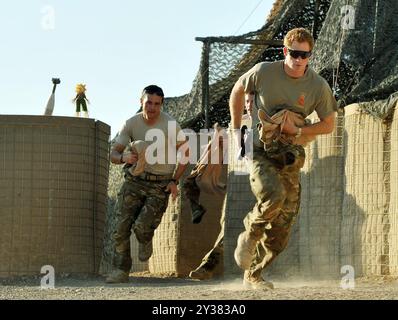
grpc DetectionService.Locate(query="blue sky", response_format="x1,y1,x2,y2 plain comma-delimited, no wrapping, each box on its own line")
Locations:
0,0,273,137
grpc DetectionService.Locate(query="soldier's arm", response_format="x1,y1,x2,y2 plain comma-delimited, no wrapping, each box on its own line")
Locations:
229,82,245,130
165,141,189,201
172,140,190,183
110,143,138,165
303,112,335,135
282,112,336,137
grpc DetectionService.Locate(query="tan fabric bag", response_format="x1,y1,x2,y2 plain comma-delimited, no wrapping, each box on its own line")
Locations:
257,109,316,146
128,140,148,176
188,125,226,195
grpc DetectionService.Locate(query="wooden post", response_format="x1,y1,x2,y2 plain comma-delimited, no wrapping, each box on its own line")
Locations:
312,0,320,40
202,40,210,129
195,36,283,129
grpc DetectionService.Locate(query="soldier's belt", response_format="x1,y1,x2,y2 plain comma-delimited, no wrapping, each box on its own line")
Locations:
138,172,173,182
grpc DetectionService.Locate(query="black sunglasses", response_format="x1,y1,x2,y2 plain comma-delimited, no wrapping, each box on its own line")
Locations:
287,48,312,59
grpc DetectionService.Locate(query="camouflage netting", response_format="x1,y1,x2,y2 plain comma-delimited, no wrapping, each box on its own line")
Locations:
163,0,332,131
164,0,398,130
311,0,398,119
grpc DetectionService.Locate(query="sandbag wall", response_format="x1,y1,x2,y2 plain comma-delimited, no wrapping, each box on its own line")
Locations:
0,115,110,277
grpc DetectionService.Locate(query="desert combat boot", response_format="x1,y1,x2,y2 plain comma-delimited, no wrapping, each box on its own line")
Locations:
138,240,153,262
234,231,257,270
243,270,274,290
189,264,214,280
191,204,206,224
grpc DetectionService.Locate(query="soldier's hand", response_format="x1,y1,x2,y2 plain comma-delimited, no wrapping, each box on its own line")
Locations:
122,152,138,164
232,128,248,160
281,120,299,136
165,181,178,201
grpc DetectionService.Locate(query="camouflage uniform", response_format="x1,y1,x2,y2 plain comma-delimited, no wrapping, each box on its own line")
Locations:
244,141,305,278
112,169,170,272
233,58,336,287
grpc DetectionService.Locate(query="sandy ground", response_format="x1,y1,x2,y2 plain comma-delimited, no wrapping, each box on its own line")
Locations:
1,272,398,300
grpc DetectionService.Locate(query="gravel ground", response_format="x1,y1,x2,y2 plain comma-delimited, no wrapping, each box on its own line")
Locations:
1,272,398,300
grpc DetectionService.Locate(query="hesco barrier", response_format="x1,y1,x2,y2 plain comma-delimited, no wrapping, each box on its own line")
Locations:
225,104,398,279
148,163,226,277
148,132,226,277
341,105,389,276
223,128,255,276
0,115,110,277
389,108,398,275
284,110,344,278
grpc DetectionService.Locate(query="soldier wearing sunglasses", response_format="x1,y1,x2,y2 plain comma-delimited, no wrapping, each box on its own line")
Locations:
229,28,337,290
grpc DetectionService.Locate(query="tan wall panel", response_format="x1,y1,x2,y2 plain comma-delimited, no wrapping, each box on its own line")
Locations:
341,105,389,276
0,116,110,277
388,104,398,275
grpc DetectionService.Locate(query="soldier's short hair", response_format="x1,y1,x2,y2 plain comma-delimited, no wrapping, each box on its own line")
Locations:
284,28,314,51
141,85,164,102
